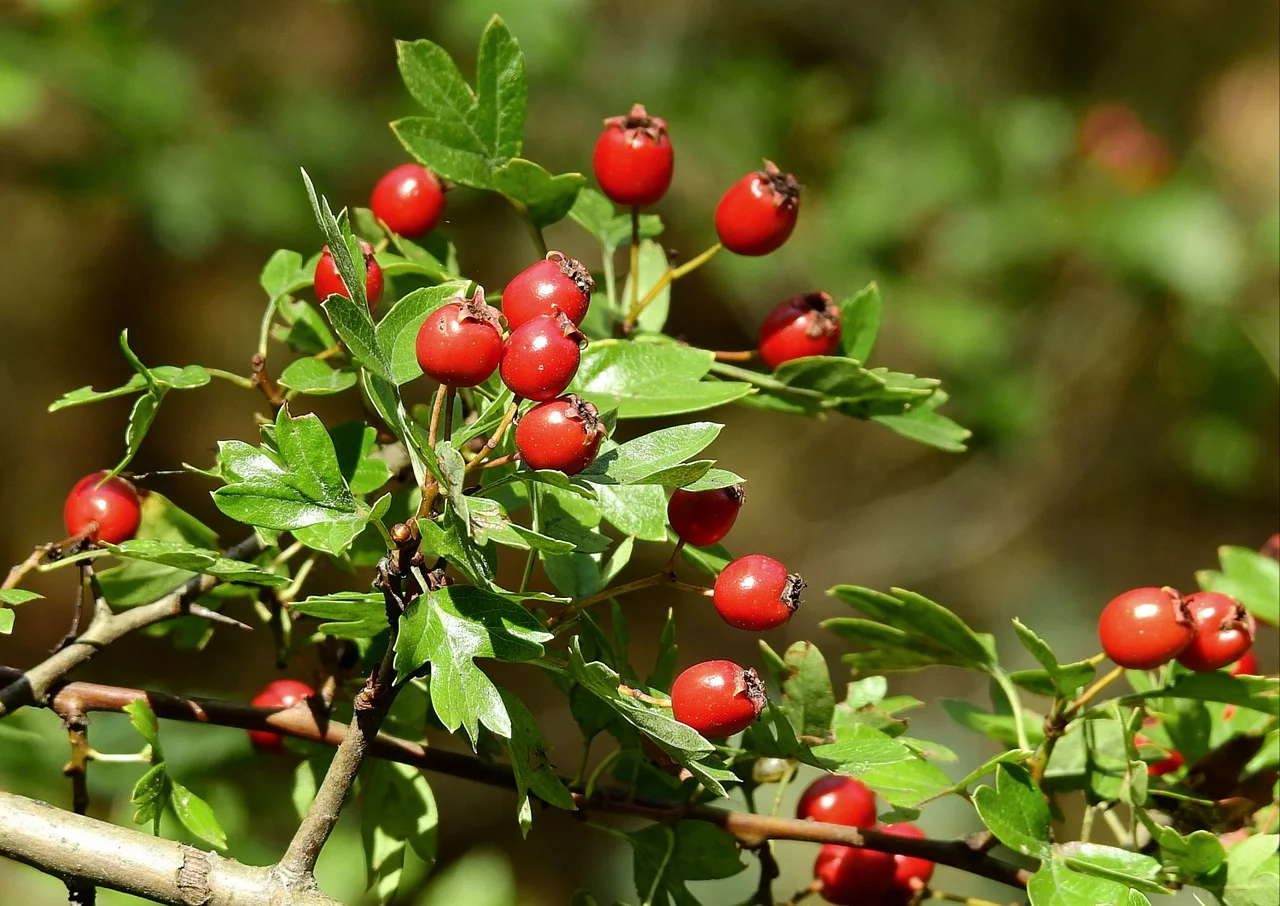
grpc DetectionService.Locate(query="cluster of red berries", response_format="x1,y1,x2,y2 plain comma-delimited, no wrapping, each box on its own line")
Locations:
1098,586,1256,673
796,776,934,905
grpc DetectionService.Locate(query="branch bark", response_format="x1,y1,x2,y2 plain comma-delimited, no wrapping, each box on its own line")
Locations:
0,790,341,906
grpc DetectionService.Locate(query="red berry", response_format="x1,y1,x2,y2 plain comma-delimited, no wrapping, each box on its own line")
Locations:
501,252,596,329
714,161,800,257
370,163,446,237
1177,592,1255,672
1262,533,1280,562
814,844,896,904
667,485,745,548
796,776,877,829
881,823,935,891
713,554,803,631
415,291,504,387
670,660,766,739
592,103,674,207
500,312,584,401
758,292,843,370
1098,586,1195,670
1231,650,1259,676
248,679,314,752
514,395,606,475
64,472,142,545
1135,732,1183,777
314,240,385,310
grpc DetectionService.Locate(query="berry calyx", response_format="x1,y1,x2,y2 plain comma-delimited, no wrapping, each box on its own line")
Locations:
757,292,843,370
415,289,504,387
514,395,606,475
64,472,143,545
714,161,800,257
881,823,935,891
314,240,385,310
1135,732,1184,777
592,103,674,207
1098,586,1195,669
501,252,596,329
813,843,896,904
795,776,877,829
248,678,315,752
370,163,446,237
713,554,803,631
667,484,745,548
1177,591,1254,672
1231,650,1259,676
500,311,585,401
670,660,766,739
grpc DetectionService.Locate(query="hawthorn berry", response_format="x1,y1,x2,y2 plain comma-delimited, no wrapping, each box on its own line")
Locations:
314,240,385,309
1177,591,1254,672
667,484,744,548
1231,650,1259,676
514,395,605,475
500,312,584,401
758,292,842,370
795,775,877,829
881,823,935,891
247,678,315,752
1098,586,1194,670
714,161,800,257
370,163,446,237
592,103,673,207
415,291,504,387
813,843,896,904
64,471,142,545
713,554,803,631
670,660,766,739
1135,732,1183,777
501,252,596,329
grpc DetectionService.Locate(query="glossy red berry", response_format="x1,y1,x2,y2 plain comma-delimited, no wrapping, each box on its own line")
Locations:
1262,533,1280,562
667,485,745,548
1098,586,1195,670
64,472,142,545
1231,650,1259,676
758,292,843,370
715,161,800,257
501,252,596,329
813,844,896,904
592,104,673,207
500,312,584,401
514,395,606,475
1135,733,1184,777
370,163,446,237
713,554,803,631
314,240,385,310
248,679,314,752
670,660,766,739
881,823,935,891
1177,592,1255,672
796,776,877,829
415,290,504,387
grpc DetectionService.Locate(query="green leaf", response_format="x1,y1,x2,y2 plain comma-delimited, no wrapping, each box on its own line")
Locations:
102,540,288,586
473,16,525,159
1224,834,1278,906
0,610,13,634
623,239,671,333
277,357,357,395
1198,545,1280,626
275,297,336,355
1027,859,1136,906
393,586,552,745
973,763,1051,858
323,293,388,381
1117,671,1278,717
677,534,733,578
872,390,971,452
362,760,438,901
364,372,431,486
112,389,162,479
378,283,468,385
595,484,668,542
826,585,995,671
582,423,722,486
571,340,752,418
49,365,211,412
569,188,664,252
1057,842,1165,893
96,492,221,607
627,821,746,906
260,249,309,299
131,763,168,833
761,641,834,741
169,780,227,849
420,849,516,906
810,723,953,807
301,168,369,312
1012,619,1094,698
498,689,576,836
0,588,40,633
329,422,393,495
292,592,387,639
676,469,745,493
493,159,585,228
125,698,163,758
468,497,575,554
838,283,883,363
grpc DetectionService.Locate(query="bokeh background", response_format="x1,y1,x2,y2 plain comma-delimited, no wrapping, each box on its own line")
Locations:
1,1,1277,903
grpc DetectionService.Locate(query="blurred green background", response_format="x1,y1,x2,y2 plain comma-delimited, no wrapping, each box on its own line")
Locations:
1,0,1277,903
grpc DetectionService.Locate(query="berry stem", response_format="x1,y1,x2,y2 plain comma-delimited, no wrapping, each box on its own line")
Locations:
518,488,541,594
428,383,447,447
464,402,520,478
206,368,256,390
989,667,1031,751
625,242,722,327
628,205,641,319
781,880,822,906
545,570,714,630
516,204,549,257
443,387,456,442
1067,664,1125,715
712,350,758,363
927,891,1010,906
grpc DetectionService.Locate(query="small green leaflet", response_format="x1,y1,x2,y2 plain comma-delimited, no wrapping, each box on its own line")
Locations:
580,422,723,486
1027,859,1143,906
101,540,288,587
498,689,576,836
571,340,753,418
627,821,746,906
291,592,387,639
1197,545,1280,627
569,188,663,253
361,760,438,902
824,585,995,672
809,723,953,807
838,283,883,364
1223,833,1278,906
0,589,40,635
277,357,358,396
759,640,835,742
973,763,1051,859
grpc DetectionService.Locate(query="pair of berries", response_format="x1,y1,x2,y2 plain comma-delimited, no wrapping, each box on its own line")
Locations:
593,104,799,256
796,776,934,904
64,472,143,545
667,486,803,630
1098,586,1255,672
247,679,315,752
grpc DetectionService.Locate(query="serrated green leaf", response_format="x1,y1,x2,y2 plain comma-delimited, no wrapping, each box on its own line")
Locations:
0,589,40,606
275,297,336,355
810,723,952,807
323,293,388,380
96,492,221,607
301,169,369,312
493,159,585,228
838,283,883,364
498,689,576,836
571,340,752,418
569,188,664,252
973,764,1051,858
169,780,227,849
292,592,387,639
277,357,357,395
377,283,467,385
581,423,721,486
473,16,525,159
827,585,995,670
1057,843,1165,893
102,540,287,586
628,820,746,906
125,699,163,757
131,762,168,832
761,641,834,741
1012,619,1094,698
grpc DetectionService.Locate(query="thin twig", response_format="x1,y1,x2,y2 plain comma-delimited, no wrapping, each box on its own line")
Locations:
464,402,520,478
63,709,95,905
546,568,712,631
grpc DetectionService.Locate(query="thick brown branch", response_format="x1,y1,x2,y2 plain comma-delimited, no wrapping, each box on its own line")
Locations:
0,790,340,906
